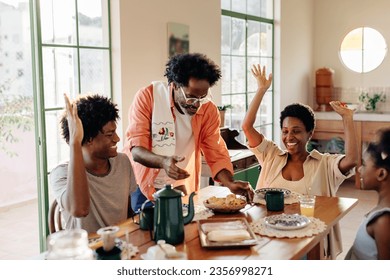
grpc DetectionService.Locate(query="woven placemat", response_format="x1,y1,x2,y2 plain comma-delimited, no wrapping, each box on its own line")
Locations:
250,216,327,238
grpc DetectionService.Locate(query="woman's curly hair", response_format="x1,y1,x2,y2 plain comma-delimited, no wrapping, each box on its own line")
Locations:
280,103,316,132
60,94,119,145
164,53,221,86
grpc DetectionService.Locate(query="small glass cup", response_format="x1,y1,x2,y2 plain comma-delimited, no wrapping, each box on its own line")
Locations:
299,195,316,217
46,229,94,260
97,226,119,252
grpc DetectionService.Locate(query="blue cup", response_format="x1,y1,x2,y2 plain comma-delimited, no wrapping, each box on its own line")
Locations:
265,190,284,211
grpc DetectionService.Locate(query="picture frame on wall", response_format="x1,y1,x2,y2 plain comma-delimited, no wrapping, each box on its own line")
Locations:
167,22,189,58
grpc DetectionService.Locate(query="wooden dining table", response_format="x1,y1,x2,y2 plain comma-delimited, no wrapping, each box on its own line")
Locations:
88,186,358,260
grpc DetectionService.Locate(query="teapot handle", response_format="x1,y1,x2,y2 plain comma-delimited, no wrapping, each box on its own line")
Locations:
139,200,154,240
141,199,151,211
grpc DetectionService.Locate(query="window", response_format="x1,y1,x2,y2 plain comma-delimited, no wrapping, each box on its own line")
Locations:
0,0,38,258
221,0,274,143
339,27,388,73
0,0,112,256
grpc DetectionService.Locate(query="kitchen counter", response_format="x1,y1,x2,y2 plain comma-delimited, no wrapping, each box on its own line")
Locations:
315,111,390,121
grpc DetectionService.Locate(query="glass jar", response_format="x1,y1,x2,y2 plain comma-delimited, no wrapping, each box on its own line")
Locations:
46,229,94,260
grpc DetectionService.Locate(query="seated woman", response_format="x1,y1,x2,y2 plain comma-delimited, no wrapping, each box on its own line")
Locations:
242,64,358,259
346,128,390,260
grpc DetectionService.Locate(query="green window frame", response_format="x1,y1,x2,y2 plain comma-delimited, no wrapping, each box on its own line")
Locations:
30,0,112,251
221,0,274,143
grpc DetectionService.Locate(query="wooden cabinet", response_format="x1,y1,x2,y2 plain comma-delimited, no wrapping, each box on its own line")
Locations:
312,119,389,188
361,121,390,142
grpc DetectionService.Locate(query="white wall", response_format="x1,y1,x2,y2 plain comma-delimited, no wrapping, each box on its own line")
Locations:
111,0,221,146
314,0,390,88
279,0,314,108
274,0,314,144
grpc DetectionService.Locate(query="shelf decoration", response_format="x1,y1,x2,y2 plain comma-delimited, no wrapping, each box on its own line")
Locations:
358,92,386,112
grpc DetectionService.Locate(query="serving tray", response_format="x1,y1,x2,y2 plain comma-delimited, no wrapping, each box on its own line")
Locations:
197,218,258,248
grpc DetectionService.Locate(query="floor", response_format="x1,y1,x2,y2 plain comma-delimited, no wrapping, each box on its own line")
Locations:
0,179,378,260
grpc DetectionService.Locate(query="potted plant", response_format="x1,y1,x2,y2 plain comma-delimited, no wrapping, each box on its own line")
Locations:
358,92,386,112
217,105,233,127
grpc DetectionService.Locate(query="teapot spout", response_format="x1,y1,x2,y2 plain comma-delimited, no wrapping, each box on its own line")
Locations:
183,192,196,225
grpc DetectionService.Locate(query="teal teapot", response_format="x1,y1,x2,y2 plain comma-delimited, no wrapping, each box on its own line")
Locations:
153,184,195,245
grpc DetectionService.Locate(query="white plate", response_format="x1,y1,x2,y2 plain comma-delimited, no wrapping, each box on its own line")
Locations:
255,188,291,198
264,214,310,230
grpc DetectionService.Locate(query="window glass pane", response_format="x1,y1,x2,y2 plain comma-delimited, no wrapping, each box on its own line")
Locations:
221,95,232,107
42,47,79,108
247,0,274,18
260,91,273,125
247,21,261,56
363,28,387,72
261,22,273,56
221,0,231,10
259,123,272,139
78,0,109,47
46,110,69,171
40,0,77,45
231,18,245,55
230,94,246,130
247,22,273,57
340,50,361,72
221,16,231,55
247,0,261,17
222,95,232,127
247,90,272,127
247,57,260,92
80,49,110,96
260,0,273,19
231,56,245,93
364,49,387,73
232,0,246,13
221,55,231,94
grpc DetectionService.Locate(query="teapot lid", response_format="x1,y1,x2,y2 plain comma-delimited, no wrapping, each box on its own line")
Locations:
153,184,182,199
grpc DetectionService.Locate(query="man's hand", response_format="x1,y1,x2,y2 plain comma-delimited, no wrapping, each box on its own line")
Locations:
161,156,190,180
226,180,254,204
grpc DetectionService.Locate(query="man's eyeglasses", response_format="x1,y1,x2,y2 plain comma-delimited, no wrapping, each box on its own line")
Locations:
179,87,212,106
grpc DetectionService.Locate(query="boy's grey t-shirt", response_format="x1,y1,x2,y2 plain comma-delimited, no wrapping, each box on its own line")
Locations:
50,153,135,233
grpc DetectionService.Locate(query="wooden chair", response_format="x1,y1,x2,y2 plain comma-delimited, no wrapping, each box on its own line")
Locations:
49,200,63,233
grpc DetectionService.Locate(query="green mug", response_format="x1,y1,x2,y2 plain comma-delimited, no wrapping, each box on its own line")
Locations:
265,190,284,211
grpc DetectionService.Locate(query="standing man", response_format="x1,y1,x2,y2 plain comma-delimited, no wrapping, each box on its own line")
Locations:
124,53,253,211
50,94,136,233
